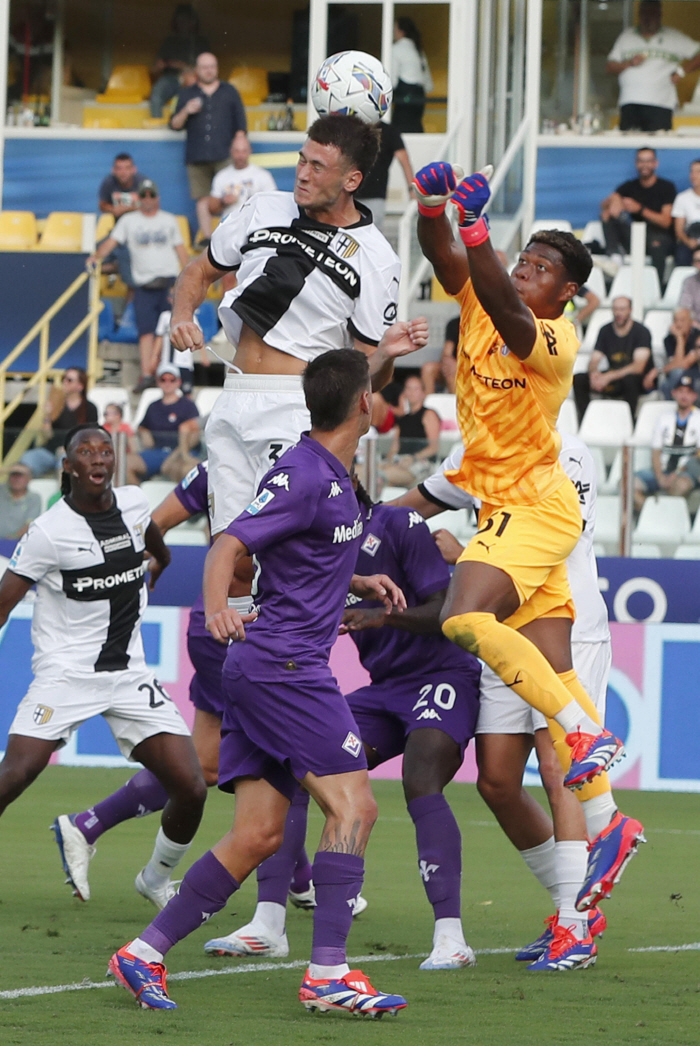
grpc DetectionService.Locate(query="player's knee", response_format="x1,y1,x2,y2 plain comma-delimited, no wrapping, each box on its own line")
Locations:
200,763,219,789
248,823,285,865
476,768,519,809
0,760,38,802
170,769,208,809
440,612,482,654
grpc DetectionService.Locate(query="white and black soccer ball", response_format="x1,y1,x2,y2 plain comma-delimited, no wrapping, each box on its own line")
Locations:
311,50,392,125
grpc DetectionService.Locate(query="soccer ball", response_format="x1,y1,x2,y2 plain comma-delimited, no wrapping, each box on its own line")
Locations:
311,50,393,125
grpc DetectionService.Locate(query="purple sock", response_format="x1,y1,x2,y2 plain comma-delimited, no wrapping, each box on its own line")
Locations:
140,850,239,957
310,852,364,967
291,848,313,894
74,769,168,845
408,793,462,920
257,790,310,905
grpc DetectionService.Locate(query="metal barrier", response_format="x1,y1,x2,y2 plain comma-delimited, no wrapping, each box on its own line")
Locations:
0,264,103,469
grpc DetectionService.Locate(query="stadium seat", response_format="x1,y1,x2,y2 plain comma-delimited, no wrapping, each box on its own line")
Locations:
593,495,621,553
674,544,700,558
194,387,222,418
36,212,84,252
140,479,176,513
556,398,578,436
592,542,606,558
95,212,115,243
583,265,606,302
89,385,132,426
580,308,613,352
528,219,573,238
165,524,208,546
682,505,700,544
578,400,634,462
659,266,695,310
96,64,151,103
587,445,608,491
605,265,661,309
633,495,691,550
582,220,604,246
133,387,182,429
424,393,458,428
0,211,38,250
229,66,268,106
425,507,476,546
601,448,623,494
631,543,662,558
176,216,192,253
631,400,673,445
29,478,59,513
379,485,408,502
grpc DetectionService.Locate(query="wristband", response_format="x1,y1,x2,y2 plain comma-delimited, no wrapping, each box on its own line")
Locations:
458,215,490,247
417,199,446,217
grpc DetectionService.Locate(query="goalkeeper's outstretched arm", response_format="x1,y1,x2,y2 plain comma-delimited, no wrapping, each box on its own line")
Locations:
417,209,471,297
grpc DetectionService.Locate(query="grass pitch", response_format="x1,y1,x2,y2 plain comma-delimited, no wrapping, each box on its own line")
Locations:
0,770,698,1046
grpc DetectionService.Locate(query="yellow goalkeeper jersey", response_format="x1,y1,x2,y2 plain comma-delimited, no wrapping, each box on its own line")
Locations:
447,279,580,506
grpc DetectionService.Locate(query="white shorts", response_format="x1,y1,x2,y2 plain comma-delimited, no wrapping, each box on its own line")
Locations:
205,373,310,535
476,639,612,735
9,665,190,760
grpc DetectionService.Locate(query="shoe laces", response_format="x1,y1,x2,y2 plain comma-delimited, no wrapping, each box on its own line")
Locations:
567,728,597,761
548,922,578,959
343,970,376,996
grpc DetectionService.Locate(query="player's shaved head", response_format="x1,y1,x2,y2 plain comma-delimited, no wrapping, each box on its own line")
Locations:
303,348,370,430
527,230,592,289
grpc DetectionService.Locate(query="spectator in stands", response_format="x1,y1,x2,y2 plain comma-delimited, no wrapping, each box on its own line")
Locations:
127,364,200,485
599,147,675,283
606,1,700,133
674,165,700,265
380,374,440,487
634,375,700,510
208,134,277,220
102,403,137,454
421,315,459,395
679,247,700,327
573,296,652,422
150,3,210,118
355,122,414,232
645,307,700,398
391,17,433,132
170,52,247,244
97,153,150,288
21,368,98,477
0,464,40,540
88,181,190,394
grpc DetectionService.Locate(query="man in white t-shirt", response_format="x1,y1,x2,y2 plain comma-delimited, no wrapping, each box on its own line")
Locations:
88,180,190,393
209,134,277,220
606,0,700,132
634,374,700,509
672,159,700,265
154,301,205,394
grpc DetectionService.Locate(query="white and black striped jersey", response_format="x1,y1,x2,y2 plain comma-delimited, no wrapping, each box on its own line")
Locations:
208,192,400,360
8,487,151,675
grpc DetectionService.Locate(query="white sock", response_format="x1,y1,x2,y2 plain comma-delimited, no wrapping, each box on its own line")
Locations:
554,840,589,939
128,936,163,964
251,901,286,937
142,827,191,889
433,917,467,947
228,596,253,614
309,962,350,980
520,836,559,908
554,700,601,737
581,793,618,840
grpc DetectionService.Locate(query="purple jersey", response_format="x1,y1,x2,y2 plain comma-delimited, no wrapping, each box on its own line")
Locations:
349,503,477,683
174,462,210,634
225,434,364,677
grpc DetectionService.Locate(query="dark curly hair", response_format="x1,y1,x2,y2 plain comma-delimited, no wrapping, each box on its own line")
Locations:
526,230,593,289
60,423,113,496
307,113,381,180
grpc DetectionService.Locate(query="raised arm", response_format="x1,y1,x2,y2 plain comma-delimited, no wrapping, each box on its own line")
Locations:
354,317,429,391
413,161,470,296
170,252,224,353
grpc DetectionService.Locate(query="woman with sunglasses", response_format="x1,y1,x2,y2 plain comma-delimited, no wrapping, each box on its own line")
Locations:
21,367,98,477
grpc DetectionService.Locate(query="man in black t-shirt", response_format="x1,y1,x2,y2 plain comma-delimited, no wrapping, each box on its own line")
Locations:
421,314,459,394
599,147,675,283
573,295,652,421
356,122,414,232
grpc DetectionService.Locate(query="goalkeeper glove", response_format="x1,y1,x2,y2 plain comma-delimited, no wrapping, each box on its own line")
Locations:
450,167,493,247
413,162,465,216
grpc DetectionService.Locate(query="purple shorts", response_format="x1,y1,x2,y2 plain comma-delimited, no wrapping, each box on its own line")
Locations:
347,665,481,765
218,661,368,801
187,609,226,719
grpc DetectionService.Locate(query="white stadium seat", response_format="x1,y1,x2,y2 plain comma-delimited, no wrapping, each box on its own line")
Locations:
631,543,661,558
582,220,605,246
587,445,608,491
556,398,578,436
592,542,606,558
660,266,695,310
424,393,458,428
580,308,613,353
634,495,691,550
140,479,176,513
29,477,59,512
194,387,222,418
425,507,476,547
674,544,700,558
583,265,606,302
631,400,674,446
379,485,408,503
578,400,634,462
165,524,208,546
605,265,661,310
601,449,623,494
682,505,700,544
89,385,132,426
642,309,673,361
593,496,620,554
528,219,573,237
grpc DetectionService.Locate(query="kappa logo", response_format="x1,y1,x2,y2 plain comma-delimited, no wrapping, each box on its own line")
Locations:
246,489,275,515
361,533,381,556
419,859,439,883
416,708,442,722
269,472,290,491
328,481,343,498
33,704,54,726
347,892,362,911
200,911,213,924
342,731,362,758
407,510,424,529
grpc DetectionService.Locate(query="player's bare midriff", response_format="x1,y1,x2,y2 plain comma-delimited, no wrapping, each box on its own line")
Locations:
234,323,307,375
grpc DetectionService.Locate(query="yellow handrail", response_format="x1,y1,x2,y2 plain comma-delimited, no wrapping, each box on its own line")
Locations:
0,270,89,376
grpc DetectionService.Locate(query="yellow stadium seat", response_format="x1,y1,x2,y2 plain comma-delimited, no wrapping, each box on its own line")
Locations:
229,66,268,106
96,64,152,104
176,215,192,252
95,213,115,243
0,211,38,250
36,212,83,252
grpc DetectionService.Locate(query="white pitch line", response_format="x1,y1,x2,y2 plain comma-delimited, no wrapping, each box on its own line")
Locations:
3,941,699,1002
